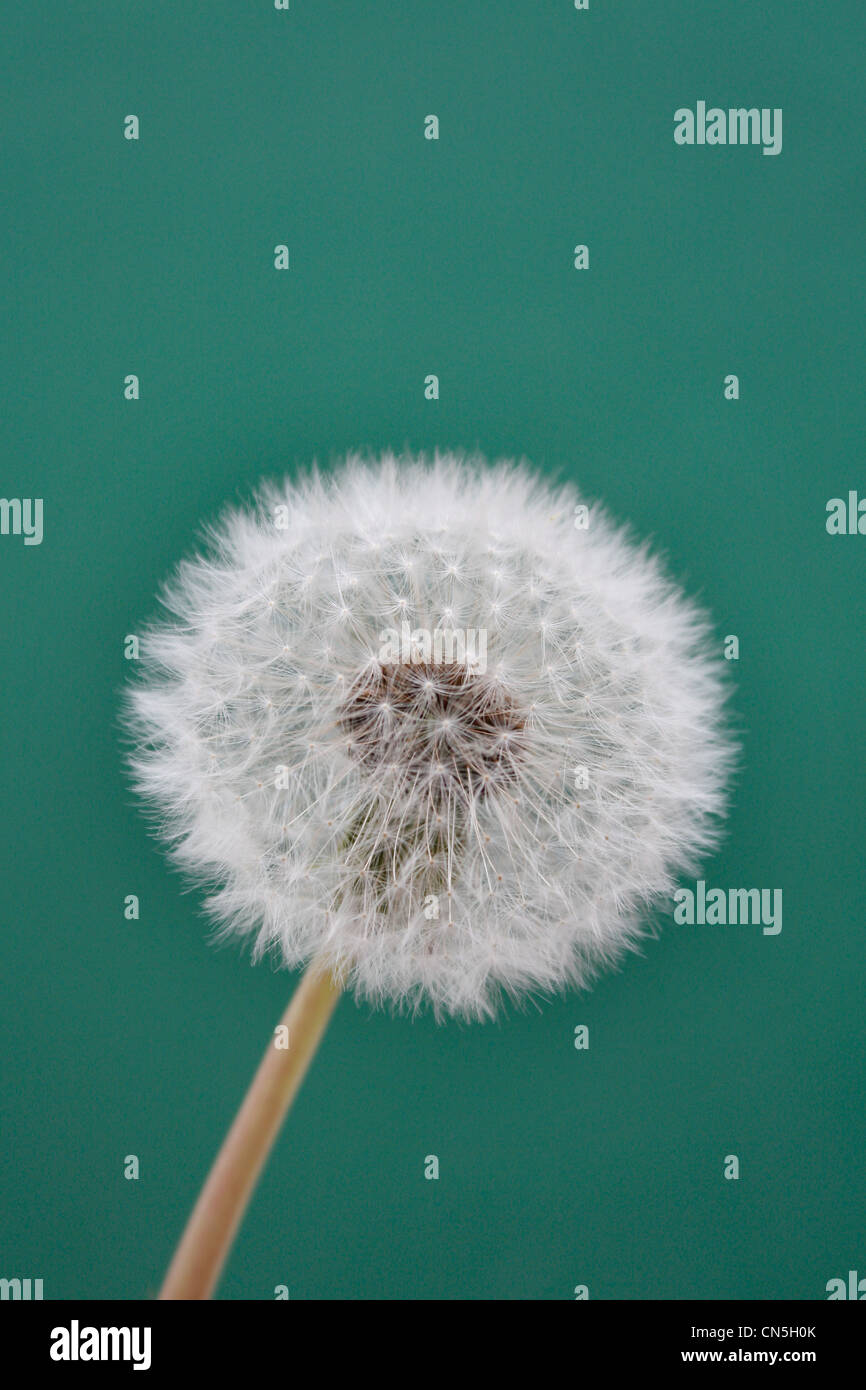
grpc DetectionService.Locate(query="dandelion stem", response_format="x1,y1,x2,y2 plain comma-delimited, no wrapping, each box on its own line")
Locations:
159,960,341,1300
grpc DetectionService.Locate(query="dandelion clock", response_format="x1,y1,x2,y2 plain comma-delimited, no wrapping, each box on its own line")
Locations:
125,450,735,1298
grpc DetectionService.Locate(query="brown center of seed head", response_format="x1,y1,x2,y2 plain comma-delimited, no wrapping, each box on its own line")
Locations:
339,661,526,800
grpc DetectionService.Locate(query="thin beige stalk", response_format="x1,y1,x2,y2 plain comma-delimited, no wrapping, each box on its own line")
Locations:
159,960,341,1300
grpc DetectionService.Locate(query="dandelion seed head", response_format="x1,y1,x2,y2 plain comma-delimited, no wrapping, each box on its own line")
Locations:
125,450,736,1019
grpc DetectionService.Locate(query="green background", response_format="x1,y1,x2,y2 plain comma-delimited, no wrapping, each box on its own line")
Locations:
1,1,864,1301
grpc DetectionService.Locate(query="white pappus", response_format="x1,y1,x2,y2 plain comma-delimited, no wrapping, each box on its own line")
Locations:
126,451,736,1020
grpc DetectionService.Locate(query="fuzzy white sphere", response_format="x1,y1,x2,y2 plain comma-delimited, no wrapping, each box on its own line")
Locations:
127,451,735,1019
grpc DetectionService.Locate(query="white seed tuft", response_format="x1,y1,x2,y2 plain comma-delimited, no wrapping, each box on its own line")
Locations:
125,451,736,1020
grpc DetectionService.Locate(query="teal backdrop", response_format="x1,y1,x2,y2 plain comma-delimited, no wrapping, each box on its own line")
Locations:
1,1,864,1300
